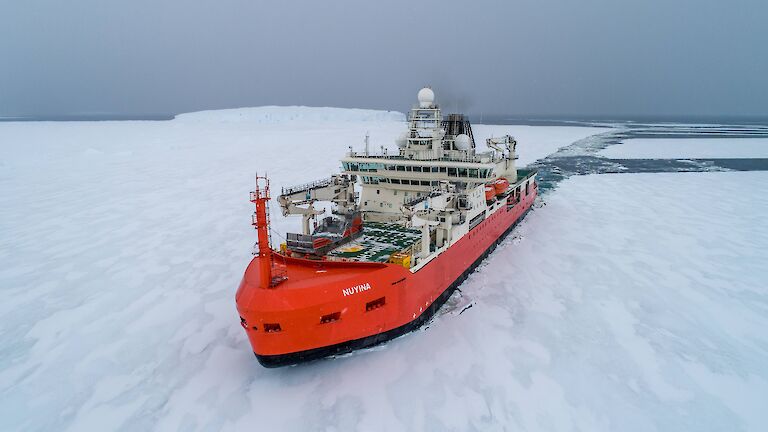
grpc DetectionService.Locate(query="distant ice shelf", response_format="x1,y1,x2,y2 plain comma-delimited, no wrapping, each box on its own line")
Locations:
173,105,406,124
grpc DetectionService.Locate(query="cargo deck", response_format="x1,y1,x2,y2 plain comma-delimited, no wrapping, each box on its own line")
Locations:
327,222,421,263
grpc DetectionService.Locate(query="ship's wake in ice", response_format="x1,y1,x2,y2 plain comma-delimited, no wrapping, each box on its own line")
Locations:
530,123,768,193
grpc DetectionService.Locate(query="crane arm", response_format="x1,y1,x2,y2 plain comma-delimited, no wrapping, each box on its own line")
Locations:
277,174,356,235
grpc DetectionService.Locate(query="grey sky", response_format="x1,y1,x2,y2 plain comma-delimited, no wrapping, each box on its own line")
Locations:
1,0,766,118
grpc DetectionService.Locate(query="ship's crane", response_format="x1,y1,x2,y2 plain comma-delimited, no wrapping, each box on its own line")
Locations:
277,174,357,235
401,181,472,256
486,135,517,159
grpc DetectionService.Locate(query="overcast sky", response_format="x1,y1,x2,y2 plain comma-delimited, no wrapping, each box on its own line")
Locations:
1,0,766,118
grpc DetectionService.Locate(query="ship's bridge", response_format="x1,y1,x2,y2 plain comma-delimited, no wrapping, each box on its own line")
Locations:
342,88,518,221
340,158,497,186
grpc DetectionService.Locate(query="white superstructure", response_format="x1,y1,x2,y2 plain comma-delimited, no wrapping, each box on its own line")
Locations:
342,89,517,219
336,88,536,269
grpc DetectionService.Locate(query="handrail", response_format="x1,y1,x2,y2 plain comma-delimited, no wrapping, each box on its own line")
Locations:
345,151,493,164
403,190,442,208
281,177,334,196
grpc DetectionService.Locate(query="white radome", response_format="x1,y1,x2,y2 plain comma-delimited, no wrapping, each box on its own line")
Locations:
418,87,435,108
454,133,471,150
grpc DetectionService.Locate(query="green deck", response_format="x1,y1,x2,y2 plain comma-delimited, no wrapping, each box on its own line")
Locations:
327,222,421,263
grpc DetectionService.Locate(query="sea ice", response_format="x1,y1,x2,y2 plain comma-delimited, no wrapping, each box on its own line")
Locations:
599,137,768,159
1,108,766,431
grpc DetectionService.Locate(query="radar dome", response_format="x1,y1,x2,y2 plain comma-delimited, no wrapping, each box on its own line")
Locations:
454,133,471,150
395,132,408,148
417,87,435,108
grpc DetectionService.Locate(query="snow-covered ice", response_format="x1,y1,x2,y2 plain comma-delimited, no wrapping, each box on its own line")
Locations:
599,138,768,159
1,108,767,431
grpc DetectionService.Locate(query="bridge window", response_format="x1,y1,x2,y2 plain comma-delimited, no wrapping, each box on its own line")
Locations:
458,168,468,177
448,167,457,177
358,162,383,172
397,165,405,171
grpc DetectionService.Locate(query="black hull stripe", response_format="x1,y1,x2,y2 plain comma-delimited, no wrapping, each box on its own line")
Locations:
256,205,534,368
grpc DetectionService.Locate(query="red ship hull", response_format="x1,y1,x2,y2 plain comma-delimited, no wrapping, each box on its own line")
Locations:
236,185,537,367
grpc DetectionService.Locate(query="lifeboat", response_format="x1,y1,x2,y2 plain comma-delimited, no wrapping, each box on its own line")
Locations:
484,184,496,202
494,178,509,196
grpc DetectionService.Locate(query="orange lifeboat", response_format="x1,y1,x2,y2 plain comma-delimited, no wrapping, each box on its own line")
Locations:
484,184,496,202
494,178,509,196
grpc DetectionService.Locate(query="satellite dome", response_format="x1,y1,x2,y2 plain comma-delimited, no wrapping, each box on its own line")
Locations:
417,87,435,108
454,133,471,150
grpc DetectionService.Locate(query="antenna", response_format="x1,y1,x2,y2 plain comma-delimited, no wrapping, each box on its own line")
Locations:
364,131,370,156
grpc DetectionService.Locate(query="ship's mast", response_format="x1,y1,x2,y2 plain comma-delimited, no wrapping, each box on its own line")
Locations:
251,175,273,288
400,87,445,160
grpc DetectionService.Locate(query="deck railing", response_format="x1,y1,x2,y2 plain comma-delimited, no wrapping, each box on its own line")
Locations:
281,177,334,196
345,150,491,164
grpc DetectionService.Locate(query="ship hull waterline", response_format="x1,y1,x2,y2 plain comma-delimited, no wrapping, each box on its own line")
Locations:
237,188,537,368
260,209,532,367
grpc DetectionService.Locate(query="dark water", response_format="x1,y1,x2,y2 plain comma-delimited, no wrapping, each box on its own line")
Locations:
472,115,768,127
527,124,768,194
